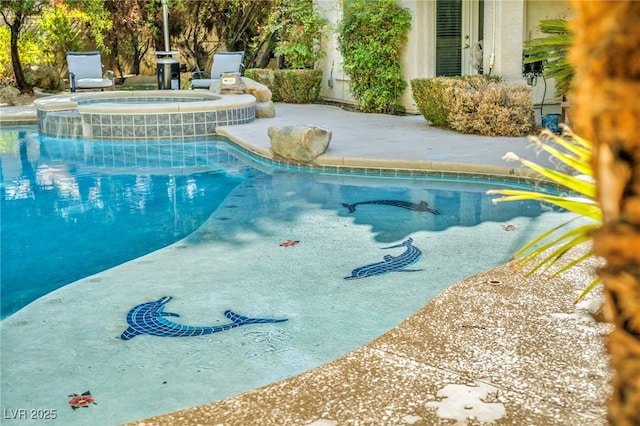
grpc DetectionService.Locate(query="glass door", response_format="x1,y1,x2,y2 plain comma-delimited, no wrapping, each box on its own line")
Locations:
436,0,483,76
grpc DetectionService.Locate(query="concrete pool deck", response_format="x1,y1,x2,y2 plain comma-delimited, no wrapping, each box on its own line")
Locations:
1,101,611,425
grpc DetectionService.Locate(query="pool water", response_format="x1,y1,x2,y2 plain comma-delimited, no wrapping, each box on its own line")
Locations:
0,127,580,425
0,128,245,318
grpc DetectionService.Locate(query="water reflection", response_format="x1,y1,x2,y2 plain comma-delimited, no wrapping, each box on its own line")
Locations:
0,129,245,318
204,166,557,245
1,127,561,318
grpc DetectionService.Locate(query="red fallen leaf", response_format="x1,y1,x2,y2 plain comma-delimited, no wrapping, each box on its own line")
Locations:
280,240,300,247
68,391,96,410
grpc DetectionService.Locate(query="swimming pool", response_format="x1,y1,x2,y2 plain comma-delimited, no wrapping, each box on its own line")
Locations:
0,126,581,425
1,128,248,318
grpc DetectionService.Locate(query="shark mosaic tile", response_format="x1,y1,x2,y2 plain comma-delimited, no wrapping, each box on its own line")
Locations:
344,237,423,280
342,199,440,215
120,296,287,340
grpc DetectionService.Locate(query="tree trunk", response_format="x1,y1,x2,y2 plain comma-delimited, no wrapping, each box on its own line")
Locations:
8,18,33,95
569,1,640,425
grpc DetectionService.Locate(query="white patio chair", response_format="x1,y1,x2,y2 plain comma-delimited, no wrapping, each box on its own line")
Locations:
191,51,244,89
66,51,115,93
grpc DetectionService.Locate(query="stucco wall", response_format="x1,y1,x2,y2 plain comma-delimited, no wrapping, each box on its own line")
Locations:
315,0,571,113
524,0,574,104
315,1,355,106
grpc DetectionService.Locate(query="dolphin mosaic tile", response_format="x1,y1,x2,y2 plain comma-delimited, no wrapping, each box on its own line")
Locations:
344,237,423,280
120,296,288,340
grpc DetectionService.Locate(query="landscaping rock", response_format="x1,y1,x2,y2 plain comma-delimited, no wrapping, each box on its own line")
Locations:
24,65,66,92
242,76,272,102
208,80,221,93
220,72,244,94
255,101,276,118
268,125,331,163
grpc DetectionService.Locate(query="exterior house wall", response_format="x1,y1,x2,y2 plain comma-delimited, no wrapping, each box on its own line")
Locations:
484,0,525,82
315,0,569,114
524,0,574,104
315,1,355,106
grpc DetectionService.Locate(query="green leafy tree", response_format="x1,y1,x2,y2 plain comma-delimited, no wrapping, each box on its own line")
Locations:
38,3,91,68
37,0,111,75
0,0,50,93
103,0,155,77
168,0,274,72
0,25,47,80
337,0,411,113
208,0,275,69
263,0,327,69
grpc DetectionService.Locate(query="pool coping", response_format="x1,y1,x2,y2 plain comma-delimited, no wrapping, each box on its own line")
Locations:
32,90,255,114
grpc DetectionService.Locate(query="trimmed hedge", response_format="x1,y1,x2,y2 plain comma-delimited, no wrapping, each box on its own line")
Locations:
245,68,322,104
411,75,537,136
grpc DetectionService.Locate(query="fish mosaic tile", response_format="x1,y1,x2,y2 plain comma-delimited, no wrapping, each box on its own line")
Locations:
344,237,423,280
120,296,287,340
342,200,440,215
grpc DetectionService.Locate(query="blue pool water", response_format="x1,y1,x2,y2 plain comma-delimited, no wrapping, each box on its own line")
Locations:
1,128,245,318
0,126,578,425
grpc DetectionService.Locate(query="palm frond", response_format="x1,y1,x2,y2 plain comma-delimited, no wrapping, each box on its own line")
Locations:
523,19,573,97
488,128,602,303
489,191,601,220
537,19,574,35
494,154,596,199
574,277,602,304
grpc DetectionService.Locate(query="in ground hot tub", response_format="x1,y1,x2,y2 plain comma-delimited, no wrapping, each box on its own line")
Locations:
34,90,256,140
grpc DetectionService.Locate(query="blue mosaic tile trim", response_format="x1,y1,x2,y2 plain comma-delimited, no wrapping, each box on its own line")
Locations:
342,200,440,215
120,296,287,340
38,105,255,140
344,237,423,280
218,140,568,191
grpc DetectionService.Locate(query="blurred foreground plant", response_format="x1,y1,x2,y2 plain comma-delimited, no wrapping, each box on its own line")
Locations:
487,128,602,303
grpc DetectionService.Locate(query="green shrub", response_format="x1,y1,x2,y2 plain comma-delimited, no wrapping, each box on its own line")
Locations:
245,68,274,87
449,82,536,136
272,69,322,103
411,75,497,126
337,0,412,113
265,0,328,70
411,75,536,136
245,68,322,103
410,78,450,126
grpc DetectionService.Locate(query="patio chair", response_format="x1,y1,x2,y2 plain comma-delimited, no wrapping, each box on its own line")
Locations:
66,51,115,93
191,51,244,89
